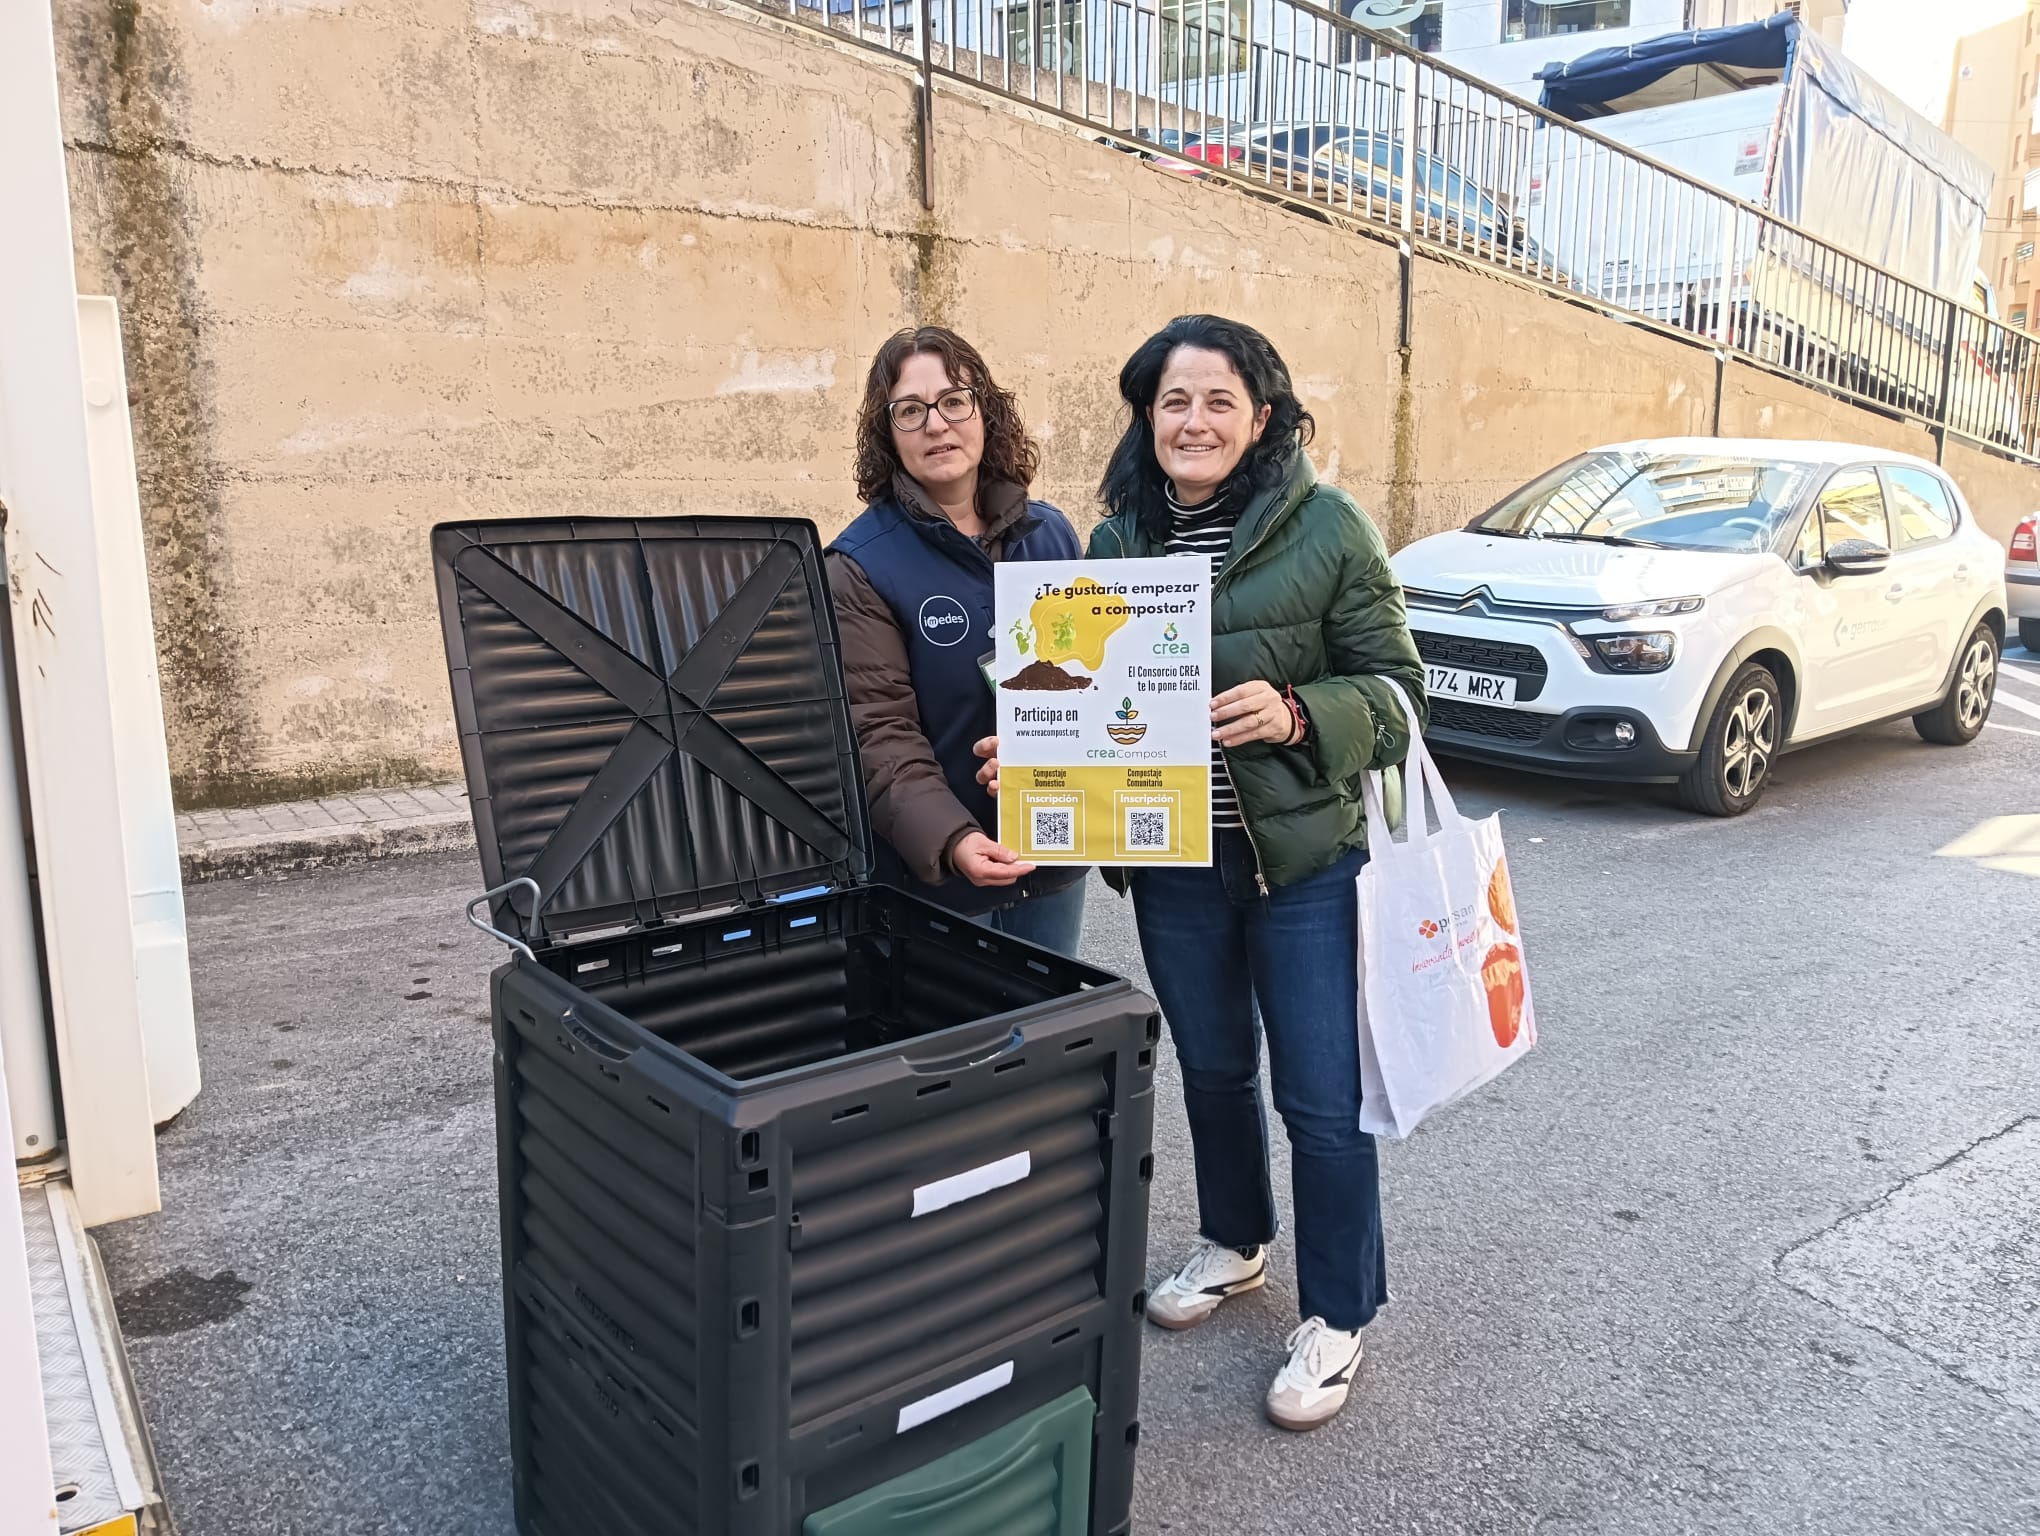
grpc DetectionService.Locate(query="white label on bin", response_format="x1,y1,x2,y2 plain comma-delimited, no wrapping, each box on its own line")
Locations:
896,1360,1014,1434
911,1151,1031,1218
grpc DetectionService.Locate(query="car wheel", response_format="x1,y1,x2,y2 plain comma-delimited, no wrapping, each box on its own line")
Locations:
2020,617,2040,653
1913,622,1998,745
1678,663,1779,817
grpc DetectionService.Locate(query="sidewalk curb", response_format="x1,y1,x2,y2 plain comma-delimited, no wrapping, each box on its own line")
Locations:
176,786,477,884
179,816,476,885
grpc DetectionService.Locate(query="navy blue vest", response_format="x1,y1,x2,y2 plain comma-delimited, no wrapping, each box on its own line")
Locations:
831,494,1082,914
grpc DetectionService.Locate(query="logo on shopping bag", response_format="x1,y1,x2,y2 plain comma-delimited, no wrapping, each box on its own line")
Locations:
1411,904,1480,972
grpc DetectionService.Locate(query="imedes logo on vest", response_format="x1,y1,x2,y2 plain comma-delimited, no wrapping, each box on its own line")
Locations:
918,595,972,647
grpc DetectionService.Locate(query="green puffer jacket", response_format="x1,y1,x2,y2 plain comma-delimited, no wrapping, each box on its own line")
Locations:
1088,453,1429,890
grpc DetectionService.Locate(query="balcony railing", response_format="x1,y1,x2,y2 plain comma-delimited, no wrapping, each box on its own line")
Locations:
762,0,2040,458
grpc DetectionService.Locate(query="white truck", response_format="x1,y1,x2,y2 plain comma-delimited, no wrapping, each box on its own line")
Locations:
1526,13,2028,450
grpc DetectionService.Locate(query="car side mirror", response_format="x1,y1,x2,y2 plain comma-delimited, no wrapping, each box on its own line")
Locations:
1824,539,1889,577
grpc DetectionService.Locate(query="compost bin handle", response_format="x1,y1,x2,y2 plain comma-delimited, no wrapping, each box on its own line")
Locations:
562,1011,631,1063
466,877,541,963
902,1025,1025,1076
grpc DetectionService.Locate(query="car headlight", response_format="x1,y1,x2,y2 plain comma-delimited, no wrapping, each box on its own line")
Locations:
1593,632,1676,672
1601,596,1704,621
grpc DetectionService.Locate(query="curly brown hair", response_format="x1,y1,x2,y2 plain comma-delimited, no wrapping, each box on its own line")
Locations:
853,327,1041,505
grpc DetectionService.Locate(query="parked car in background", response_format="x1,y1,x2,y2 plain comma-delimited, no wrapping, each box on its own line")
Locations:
1389,440,2010,815
2010,512,2039,653
1172,125,1531,256
1144,123,1252,177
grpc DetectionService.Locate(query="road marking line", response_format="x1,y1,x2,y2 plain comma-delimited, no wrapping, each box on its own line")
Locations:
1990,687,2040,721
1984,718,2040,737
1936,814,2040,877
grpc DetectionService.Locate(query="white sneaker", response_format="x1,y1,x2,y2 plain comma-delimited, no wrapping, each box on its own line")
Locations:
1144,1238,1266,1331
1265,1316,1364,1431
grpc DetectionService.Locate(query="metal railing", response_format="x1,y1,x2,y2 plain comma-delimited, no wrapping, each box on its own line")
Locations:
764,0,2040,460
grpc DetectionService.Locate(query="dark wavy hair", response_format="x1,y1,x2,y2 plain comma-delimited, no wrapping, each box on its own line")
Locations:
854,327,1041,505
1099,314,1315,542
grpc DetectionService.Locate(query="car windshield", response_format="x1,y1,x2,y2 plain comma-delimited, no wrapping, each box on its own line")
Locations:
1476,451,1821,553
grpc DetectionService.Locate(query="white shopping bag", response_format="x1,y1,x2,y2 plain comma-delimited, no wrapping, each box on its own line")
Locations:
1355,681,1535,1139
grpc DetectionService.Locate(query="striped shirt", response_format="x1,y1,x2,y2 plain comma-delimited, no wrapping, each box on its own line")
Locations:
1164,485,1244,829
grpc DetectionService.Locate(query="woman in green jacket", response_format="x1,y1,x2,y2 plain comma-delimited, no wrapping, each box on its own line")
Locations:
983,314,1426,1431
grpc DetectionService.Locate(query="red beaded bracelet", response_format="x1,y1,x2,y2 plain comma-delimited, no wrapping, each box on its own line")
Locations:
1282,684,1308,746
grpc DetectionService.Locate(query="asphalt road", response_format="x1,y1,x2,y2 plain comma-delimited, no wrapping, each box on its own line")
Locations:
97,648,2040,1536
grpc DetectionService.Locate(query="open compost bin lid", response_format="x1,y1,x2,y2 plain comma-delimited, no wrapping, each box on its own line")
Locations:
432,516,872,946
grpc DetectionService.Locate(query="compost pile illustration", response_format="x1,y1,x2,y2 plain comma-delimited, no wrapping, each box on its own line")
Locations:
1001,659,1093,691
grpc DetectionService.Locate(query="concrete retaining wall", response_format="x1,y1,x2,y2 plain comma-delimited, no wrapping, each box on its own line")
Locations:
1942,440,2039,547
51,0,2040,804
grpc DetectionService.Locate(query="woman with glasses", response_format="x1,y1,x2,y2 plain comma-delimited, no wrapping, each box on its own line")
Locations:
824,326,1089,954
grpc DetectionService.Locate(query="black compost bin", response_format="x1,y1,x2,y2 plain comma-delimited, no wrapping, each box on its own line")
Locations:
432,516,1157,1536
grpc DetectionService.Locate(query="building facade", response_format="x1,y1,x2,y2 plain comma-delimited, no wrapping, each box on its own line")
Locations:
1944,4,2040,331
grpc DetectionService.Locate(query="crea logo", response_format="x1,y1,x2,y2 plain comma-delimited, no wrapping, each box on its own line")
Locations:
918,594,971,646
1106,695,1148,745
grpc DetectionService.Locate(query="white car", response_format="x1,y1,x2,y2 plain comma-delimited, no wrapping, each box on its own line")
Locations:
1390,439,2011,815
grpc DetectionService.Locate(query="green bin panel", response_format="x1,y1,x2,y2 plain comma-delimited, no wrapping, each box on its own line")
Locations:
803,1386,1095,1536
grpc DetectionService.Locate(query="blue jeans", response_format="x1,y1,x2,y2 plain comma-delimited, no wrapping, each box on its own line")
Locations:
1131,831,1385,1332
980,874,1089,958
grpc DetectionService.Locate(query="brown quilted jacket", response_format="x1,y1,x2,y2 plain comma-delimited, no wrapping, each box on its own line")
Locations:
824,477,1040,884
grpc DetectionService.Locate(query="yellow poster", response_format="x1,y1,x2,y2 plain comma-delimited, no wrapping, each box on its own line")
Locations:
993,558,1212,866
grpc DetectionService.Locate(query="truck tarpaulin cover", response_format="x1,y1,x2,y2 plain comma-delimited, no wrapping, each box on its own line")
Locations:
1537,16,1992,303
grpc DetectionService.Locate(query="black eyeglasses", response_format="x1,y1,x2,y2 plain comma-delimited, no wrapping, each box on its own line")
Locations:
887,387,978,432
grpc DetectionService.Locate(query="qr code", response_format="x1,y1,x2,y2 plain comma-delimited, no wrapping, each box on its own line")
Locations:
1125,807,1171,851
1030,807,1076,852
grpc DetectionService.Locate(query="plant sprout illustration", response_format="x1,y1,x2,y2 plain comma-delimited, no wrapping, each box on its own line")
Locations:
1115,696,1139,722
1009,618,1033,655
1163,622,1179,642
1051,611,1078,651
